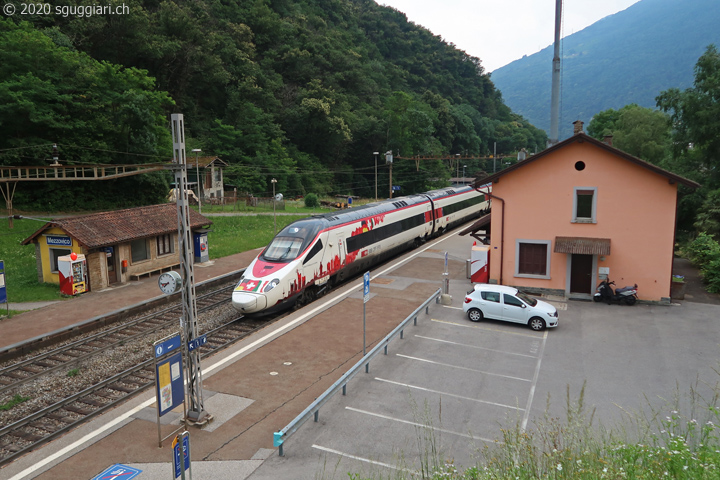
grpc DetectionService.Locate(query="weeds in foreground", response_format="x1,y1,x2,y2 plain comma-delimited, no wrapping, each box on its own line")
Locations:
0,394,30,411
343,379,720,480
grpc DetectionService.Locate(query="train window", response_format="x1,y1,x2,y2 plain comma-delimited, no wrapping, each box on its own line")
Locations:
303,239,324,265
263,237,304,262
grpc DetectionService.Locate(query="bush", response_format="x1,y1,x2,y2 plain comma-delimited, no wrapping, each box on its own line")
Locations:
686,232,720,293
304,193,319,208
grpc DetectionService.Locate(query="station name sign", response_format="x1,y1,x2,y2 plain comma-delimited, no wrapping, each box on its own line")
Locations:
45,235,72,247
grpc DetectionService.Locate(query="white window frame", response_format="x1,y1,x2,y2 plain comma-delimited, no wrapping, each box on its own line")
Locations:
572,187,597,223
49,248,72,273
157,234,174,256
515,239,552,279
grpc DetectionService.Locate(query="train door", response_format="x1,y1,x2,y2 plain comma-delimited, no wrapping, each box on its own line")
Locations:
302,231,328,284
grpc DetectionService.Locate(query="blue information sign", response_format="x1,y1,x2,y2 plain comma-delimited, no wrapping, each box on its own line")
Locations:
173,434,190,479
392,186,401,191
187,334,207,352
363,271,370,304
0,260,6,304
92,464,142,480
155,334,181,358
156,351,184,417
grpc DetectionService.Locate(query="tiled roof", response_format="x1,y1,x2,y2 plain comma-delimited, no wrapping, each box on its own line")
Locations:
22,204,212,249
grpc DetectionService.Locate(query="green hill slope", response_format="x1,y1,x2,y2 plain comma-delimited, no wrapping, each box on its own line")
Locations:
491,0,720,140
1,0,545,210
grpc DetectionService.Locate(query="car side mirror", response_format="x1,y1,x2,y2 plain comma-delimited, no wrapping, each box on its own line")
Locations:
521,304,527,308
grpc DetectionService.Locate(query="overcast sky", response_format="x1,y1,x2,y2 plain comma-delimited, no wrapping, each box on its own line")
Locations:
378,0,641,72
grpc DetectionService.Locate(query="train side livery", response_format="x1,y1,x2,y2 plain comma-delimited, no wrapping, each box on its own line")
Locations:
232,185,490,314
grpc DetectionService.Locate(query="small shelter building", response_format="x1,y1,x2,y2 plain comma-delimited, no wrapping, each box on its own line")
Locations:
22,204,212,291
189,156,228,202
473,126,699,303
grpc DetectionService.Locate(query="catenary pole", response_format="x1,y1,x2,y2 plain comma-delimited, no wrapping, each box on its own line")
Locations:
170,114,212,426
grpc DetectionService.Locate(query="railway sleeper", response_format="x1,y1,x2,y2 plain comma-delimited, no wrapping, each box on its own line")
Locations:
64,405,94,416
14,431,45,443
29,420,58,433
46,413,77,424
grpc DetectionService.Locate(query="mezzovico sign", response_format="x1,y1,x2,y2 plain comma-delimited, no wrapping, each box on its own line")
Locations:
45,235,72,247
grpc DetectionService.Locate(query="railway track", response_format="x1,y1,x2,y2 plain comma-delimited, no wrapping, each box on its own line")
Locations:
0,313,273,467
0,285,235,396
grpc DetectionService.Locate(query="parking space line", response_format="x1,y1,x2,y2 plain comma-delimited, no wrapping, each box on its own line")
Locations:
312,444,417,474
431,318,544,338
522,330,548,431
396,354,532,382
375,377,525,411
414,335,537,359
345,406,495,443
441,305,463,310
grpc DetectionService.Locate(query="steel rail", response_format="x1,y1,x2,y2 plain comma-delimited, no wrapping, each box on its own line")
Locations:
0,285,235,396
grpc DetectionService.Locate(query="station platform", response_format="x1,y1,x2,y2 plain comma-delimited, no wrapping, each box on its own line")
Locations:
0,231,482,480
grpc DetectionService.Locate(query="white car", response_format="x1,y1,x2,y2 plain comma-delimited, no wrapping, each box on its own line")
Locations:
463,284,559,331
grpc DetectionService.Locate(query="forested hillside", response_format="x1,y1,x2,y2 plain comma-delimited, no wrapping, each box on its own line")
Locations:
0,0,545,210
491,0,720,140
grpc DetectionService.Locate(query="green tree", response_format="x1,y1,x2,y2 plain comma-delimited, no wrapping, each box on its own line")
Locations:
587,104,671,163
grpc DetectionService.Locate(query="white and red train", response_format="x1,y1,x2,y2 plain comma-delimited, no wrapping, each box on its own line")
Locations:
231,185,490,314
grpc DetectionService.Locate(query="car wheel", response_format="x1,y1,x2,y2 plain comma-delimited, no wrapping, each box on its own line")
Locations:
467,308,483,322
529,317,546,331
624,296,637,306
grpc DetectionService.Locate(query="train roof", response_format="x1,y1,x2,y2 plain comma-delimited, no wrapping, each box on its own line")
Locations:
306,186,481,228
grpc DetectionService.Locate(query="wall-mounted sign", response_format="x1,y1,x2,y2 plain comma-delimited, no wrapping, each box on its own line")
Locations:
45,235,72,247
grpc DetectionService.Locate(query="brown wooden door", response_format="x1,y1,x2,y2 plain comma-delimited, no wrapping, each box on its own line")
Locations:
107,250,117,284
570,254,593,293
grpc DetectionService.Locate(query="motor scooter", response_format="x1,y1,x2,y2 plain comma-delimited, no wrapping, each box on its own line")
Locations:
594,280,638,305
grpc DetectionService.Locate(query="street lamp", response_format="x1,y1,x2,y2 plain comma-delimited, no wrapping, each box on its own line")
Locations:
373,152,379,201
455,153,460,184
271,178,278,234
463,165,467,184
191,149,202,213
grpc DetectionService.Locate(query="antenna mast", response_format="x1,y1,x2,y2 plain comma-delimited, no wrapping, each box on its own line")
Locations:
548,0,562,146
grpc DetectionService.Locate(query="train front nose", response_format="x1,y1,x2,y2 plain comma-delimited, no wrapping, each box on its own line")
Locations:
232,291,268,313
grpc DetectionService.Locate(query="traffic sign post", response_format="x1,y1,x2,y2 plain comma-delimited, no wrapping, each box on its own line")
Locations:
172,431,192,479
363,272,370,357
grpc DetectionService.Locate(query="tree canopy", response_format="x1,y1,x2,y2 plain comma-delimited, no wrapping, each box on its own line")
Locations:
0,0,545,210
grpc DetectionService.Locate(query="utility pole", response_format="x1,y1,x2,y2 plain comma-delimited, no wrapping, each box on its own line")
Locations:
271,178,277,234
192,149,202,213
373,152,379,201
170,114,212,426
385,151,393,198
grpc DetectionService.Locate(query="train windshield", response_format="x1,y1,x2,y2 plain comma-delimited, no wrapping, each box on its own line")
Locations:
261,220,323,262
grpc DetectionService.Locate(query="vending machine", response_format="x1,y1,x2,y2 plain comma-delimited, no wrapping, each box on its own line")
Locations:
470,244,490,284
58,253,88,295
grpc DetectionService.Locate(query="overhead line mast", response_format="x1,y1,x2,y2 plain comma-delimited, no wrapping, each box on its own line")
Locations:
549,0,563,146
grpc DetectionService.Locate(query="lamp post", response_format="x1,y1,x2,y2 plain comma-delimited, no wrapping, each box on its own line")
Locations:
271,178,278,234
455,153,460,185
373,151,379,201
191,149,202,213
463,165,467,184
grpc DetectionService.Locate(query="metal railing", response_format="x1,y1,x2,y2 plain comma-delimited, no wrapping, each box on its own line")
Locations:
272,288,442,456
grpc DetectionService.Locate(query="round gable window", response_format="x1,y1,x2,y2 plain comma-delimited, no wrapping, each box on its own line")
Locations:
575,161,586,171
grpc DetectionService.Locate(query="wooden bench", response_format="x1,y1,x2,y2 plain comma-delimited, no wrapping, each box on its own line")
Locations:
130,263,180,281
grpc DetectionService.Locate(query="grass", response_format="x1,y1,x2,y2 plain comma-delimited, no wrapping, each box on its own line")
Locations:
0,217,65,303
206,214,313,258
0,394,30,411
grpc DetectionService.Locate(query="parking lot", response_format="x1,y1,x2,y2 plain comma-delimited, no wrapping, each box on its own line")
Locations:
249,267,720,480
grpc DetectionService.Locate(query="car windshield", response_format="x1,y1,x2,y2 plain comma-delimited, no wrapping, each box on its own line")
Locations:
261,219,323,262
516,292,538,306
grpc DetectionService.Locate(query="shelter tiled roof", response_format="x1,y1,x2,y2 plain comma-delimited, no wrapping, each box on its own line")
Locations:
21,204,212,249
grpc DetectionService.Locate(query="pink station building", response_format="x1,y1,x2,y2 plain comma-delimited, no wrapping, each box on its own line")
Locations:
475,125,699,303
